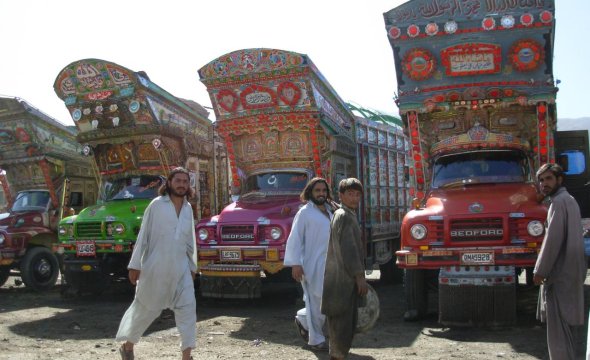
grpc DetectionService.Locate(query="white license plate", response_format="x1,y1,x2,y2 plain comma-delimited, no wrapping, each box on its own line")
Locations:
220,250,241,261
461,251,494,265
76,241,96,257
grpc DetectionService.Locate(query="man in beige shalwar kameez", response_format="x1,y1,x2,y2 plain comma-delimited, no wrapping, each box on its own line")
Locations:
533,163,586,360
321,178,368,360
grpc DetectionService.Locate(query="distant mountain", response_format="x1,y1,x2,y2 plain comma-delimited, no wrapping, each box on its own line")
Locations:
557,117,590,131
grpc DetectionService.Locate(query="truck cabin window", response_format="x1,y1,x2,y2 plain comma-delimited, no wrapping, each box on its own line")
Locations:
101,175,165,201
12,191,51,212
243,172,308,194
432,151,528,188
557,151,586,175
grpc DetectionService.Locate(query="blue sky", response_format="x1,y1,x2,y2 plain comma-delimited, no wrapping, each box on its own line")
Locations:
0,0,588,124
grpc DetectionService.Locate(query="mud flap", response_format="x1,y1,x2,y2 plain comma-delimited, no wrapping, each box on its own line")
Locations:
199,275,261,299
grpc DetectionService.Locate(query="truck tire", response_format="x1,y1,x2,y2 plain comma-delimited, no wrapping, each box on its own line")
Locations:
379,257,403,284
403,269,428,321
0,266,10,287
20,247,59,291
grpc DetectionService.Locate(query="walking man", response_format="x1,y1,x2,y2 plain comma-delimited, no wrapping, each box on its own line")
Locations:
322,178,368,360
284,177,333,351
116,167,198,360
533,163,586,359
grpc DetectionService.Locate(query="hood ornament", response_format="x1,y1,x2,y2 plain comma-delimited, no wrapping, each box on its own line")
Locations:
469,202,483,213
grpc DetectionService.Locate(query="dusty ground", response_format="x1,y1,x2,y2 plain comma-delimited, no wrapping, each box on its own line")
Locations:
1,271,589,360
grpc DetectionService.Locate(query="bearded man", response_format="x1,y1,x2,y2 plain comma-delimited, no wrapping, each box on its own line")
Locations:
533,163,586,360
284,177,333,352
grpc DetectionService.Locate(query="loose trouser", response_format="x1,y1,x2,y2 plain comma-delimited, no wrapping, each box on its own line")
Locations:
116,297,196,351
297,280,326,346
327,295,358,359
545,292,577,360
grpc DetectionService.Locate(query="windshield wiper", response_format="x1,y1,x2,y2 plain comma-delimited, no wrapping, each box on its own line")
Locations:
439,179,480,189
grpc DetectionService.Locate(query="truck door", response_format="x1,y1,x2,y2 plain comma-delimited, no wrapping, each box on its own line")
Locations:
554,130,590,218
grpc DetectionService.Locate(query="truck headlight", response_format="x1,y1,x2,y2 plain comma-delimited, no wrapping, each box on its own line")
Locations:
270,227,282,240
198,228,209,241
114,223,125,235
410,224,427,240
0,233,5,245
58,226,68,236
527,220,544,236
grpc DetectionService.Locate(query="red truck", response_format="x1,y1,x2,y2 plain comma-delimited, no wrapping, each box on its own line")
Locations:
0,96,96,290
383,0,585,325
195,48,410,298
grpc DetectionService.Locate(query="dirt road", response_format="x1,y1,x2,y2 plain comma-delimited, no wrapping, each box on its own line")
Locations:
1,271,588,360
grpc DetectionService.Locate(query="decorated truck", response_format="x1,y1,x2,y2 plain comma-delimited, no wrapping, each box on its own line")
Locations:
52,59,220,294
383,0,570,325
0,96,96,290
195,48,410,298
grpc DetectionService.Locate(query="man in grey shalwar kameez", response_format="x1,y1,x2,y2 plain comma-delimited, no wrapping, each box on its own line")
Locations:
533,163,586,360
322,178,368,360
116,168,198,360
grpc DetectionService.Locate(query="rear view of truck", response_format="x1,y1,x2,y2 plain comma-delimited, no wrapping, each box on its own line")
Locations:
384,0,558,325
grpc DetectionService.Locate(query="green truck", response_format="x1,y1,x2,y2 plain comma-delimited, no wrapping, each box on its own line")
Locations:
52,59,220,294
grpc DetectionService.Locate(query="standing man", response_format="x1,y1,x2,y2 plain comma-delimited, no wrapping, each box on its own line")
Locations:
284,177,333,351
322,178,368,360
116,167,198,360
533,163,586,360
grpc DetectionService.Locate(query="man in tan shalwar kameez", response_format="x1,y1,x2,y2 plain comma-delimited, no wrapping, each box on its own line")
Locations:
321,178,368,360
533,163,586,360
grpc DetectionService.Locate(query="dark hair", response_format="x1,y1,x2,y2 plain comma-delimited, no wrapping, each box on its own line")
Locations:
536,163,564,181
158,167,195,199
300,177,332,202
338,177,363,194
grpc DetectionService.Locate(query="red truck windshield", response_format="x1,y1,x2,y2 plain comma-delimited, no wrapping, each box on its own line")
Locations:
11,191,50,212
432,151,529,188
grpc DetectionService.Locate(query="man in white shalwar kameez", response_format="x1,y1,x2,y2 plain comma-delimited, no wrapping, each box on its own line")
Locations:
284,177,333,351
116,168,198,360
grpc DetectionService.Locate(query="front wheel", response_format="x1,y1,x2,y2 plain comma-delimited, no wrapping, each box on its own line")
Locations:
0,266,11,287
20,247,60,291
403,269,428,321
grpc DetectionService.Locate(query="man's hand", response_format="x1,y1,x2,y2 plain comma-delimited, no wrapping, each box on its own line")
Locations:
355,275,368,296
128,269,140,285
533,273,545,286
291,265,304,282
191,271,196,280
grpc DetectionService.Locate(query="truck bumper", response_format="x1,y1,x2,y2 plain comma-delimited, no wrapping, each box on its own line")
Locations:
396,247,538,269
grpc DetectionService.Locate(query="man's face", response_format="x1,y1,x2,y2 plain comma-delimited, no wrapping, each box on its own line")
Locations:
169,173,190,198
340,189,362,209
538,170,562,196
310,182,328,205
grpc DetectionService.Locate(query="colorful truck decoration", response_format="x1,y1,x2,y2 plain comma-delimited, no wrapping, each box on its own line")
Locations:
196,48,410,298
52,59,222,294
383,0,575,325
0,96,96,290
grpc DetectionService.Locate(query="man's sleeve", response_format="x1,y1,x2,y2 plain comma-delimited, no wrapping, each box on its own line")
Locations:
187,206,198,273
283,209,305,266
128,199,154,270
534,200,567,278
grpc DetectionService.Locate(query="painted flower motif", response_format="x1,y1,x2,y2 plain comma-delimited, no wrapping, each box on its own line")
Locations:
520,13,534,26
444,21,458,34
425,23,439,36
407,24,420,37
501,15,515,29
389,26,401,39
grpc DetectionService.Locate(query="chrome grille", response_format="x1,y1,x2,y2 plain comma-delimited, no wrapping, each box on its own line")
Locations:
220,225,255,242
449,218,503,242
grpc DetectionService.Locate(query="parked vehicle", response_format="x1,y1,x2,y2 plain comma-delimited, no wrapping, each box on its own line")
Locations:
51,59,221,294
0,96,96,290
383,0,574,325
195,48,410,298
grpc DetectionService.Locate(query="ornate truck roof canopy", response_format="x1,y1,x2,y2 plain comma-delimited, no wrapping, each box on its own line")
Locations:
198,48,354,138
54,59,215,179
54,58,212,144
0,96,86,167
384,0,557,113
